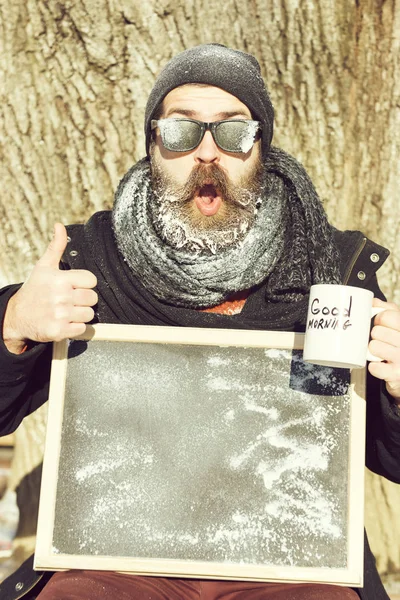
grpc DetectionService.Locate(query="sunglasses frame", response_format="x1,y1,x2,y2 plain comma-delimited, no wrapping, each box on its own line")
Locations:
150,118,262,153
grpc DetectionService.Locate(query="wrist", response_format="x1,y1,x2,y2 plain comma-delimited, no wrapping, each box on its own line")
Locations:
2,295,29,354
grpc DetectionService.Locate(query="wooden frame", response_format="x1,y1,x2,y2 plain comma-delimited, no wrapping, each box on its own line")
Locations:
34,324,366,587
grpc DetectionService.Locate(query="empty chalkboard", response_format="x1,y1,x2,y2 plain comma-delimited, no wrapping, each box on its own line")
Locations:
35,324,366,586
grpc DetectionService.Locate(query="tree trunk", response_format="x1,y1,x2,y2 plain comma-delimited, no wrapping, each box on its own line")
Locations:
0,0,399,579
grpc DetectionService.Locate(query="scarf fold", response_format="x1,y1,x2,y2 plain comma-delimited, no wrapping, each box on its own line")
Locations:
111,148,340,309
263,148,341,301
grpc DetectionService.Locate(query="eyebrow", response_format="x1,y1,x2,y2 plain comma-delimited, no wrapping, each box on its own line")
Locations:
163,108,251,119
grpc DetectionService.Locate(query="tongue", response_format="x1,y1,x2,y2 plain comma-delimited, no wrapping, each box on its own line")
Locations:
195,184,222,216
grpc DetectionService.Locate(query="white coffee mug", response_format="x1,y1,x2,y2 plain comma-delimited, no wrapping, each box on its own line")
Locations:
303,284,384,369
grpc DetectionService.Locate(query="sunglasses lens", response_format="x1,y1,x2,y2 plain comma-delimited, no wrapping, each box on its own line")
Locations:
215,121,259,153
158,120,202,152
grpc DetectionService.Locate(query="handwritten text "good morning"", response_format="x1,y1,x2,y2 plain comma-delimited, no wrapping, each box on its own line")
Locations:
307,297,353,331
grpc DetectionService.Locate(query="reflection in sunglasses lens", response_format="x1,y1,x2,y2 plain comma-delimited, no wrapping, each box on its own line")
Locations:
158,119,259,153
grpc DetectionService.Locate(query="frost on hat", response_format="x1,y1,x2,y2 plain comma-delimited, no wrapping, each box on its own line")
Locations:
144,44,274,157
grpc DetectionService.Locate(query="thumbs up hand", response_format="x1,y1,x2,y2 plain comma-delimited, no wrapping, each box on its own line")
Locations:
3,223,98,354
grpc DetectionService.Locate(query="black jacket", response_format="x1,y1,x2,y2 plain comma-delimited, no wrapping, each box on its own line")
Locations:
0,212,397,600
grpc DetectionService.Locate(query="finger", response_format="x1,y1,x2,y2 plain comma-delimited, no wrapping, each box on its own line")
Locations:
372,297,399,311
368,339,400,363
368,360,400,381
52,322,89,342
71,306,95,323
371,325,400,348
38,223,68,269
64,269,97,290
374,309,400,332
66,323,88,339
72,288,98,307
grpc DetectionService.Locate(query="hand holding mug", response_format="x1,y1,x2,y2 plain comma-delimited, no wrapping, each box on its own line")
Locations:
303,285,400,404
368,298,400,402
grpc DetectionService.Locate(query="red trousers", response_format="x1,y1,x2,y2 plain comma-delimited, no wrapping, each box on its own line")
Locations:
36,571,360,599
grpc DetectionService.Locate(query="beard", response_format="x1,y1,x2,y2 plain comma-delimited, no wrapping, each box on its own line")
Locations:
149,148,265,255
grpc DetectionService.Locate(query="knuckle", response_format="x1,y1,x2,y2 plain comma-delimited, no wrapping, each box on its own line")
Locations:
375,312,389,327
53,305,70,322
54,271,70,288
52,275,64,290
51,283,70,301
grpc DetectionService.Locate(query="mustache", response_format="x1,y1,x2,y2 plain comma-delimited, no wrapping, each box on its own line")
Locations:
178,164,257,209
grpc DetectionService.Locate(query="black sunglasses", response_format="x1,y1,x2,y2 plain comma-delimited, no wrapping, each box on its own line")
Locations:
151,118,262,154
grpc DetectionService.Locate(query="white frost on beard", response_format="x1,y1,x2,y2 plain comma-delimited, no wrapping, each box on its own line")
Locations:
152,190,262,256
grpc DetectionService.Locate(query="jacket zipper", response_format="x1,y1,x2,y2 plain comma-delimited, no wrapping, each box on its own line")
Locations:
343,237,367,285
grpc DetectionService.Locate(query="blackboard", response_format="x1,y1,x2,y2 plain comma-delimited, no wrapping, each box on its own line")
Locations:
34,324,366,586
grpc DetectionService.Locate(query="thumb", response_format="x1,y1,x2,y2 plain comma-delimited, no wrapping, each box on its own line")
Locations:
38,223,68,269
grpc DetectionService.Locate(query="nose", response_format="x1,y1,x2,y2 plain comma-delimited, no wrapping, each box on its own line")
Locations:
194,130,220,164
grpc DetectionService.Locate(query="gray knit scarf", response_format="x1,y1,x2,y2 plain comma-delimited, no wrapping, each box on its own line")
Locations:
112,147,341,308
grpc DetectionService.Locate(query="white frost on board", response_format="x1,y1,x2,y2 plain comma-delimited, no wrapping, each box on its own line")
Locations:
243,394,279,420
74,418,108,438
255,436,328,490
291,353,349,395
75,457,128,482
224,408,235,422
264,348,291,359
230,414,330,481
207,355,232,367
75,451,154,483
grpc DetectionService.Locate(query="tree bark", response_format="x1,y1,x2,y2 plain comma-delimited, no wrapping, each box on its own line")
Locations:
1,0,399,578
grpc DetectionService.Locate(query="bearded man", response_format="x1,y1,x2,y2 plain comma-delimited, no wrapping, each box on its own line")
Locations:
1,44,400,600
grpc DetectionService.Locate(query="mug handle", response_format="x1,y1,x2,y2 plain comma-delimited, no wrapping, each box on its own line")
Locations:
366,306,386,362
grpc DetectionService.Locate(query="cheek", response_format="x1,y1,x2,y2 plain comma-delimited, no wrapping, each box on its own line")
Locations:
222,157,252,182
166,159,193,185
240,145,262,180
221,140,261,181
155,146,194,184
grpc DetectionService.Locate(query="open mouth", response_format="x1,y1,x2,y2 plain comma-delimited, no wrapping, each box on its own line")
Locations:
194,183,222,216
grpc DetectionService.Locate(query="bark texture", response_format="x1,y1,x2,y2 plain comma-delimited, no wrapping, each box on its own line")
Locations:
0,0,399,579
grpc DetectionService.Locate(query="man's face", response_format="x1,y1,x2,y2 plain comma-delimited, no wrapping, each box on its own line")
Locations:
149,85,264,254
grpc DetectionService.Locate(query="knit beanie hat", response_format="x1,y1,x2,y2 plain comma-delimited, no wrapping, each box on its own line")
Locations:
144,44,274,157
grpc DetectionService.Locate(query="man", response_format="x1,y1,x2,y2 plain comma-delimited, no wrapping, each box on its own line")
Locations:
0,44,399,600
